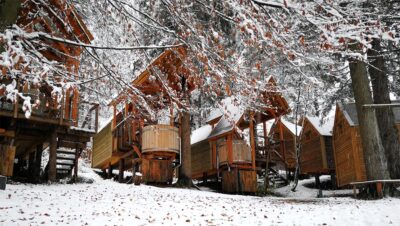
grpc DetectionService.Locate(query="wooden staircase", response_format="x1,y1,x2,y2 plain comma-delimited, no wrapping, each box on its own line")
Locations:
55,148,78,179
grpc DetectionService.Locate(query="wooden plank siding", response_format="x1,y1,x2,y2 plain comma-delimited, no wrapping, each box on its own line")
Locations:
191,140,212,179
269,121,297,170
300,118,333,174
92,122,113,169
142,125,179,154
332,108,375,187
300,121,323,174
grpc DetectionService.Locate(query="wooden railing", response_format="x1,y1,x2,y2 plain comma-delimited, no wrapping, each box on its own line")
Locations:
78,101,100,133
0,86,99,133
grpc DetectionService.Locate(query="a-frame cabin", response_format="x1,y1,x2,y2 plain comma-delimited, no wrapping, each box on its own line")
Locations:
0,0,97,182
92,47,195,183
268,118,302,172
190,76,290,193
332,102,400,187
299,116,335,176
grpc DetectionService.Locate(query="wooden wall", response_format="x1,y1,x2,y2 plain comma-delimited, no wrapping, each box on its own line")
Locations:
300,119,332,174
333,109,400,187
142,125,179,154
191,140,212,179
269,122,296,170
141,158,173,183
221,169,257,193
92,122,112,169
218,139,251,165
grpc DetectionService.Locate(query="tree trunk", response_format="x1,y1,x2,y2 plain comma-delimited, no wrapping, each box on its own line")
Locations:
177,110,192,187
368,38,400,179
348,50,390,184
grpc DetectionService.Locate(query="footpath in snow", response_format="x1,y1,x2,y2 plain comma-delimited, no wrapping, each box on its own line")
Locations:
1,161,399,226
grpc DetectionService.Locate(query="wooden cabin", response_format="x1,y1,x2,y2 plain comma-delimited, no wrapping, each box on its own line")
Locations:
191,76,290,193
268,118,302,172
333,102,400,187
92,47,195,183
300,116,335,176
0,0,97,182
191,124,213,181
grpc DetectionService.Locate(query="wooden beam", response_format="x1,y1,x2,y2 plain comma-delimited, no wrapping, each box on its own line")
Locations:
48,130,57,182
249,112,256,169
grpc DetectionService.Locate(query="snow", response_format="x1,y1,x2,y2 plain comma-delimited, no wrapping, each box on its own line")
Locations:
306,116,334,136
191,124,212,145
1,163,400,226
281,119,302,136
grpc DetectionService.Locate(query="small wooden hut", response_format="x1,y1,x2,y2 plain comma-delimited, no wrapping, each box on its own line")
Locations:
0,1,97,182
191,76,290,193
268,118,302,171
92,47,194,183
300,116,335,176
190,124,213,181
332,102,400,187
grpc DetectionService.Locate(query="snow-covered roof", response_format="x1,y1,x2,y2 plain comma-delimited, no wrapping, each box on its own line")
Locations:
206,96,245,139
281,119,302,136
206,96,245,124
191,125,212,145
338,101,400,126
306,116,334,136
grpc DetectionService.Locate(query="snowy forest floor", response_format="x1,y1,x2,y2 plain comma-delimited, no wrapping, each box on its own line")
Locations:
1,160,400,226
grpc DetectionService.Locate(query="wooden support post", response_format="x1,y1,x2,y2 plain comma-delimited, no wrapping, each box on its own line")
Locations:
353,185,357,198
211,141,217,169
315,174,321,188
376,182,383,198
71,88,79,126
108,163,113,179
48,131,57,182
118,159,125,183
34,144,43,183
95,105,99,132
279,120,286,168
73,148,80,182
249,112,256,169
13,94,19,118
263,121,268,156
59,88,65,125
28,151,35,180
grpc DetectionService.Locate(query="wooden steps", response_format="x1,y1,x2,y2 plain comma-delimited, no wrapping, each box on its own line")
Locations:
55,148,77,179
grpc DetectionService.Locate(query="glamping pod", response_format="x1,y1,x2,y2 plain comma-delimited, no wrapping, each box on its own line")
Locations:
191,125,213,180
268,119,302,171
300,116,335,176
333,102,400,187
92,47,194,183
193,77,291,194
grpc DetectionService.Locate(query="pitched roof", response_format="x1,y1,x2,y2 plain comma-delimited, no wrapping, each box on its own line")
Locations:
306,116,334,136
338,101,400,126
281,119,302,136
191,124,212,145
206,96,245,139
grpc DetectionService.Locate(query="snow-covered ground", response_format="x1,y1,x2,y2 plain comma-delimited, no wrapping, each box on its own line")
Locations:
1,161,400,226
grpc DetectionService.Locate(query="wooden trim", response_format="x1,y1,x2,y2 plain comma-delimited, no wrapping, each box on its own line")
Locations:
320,136,328,169
249,112,256,169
